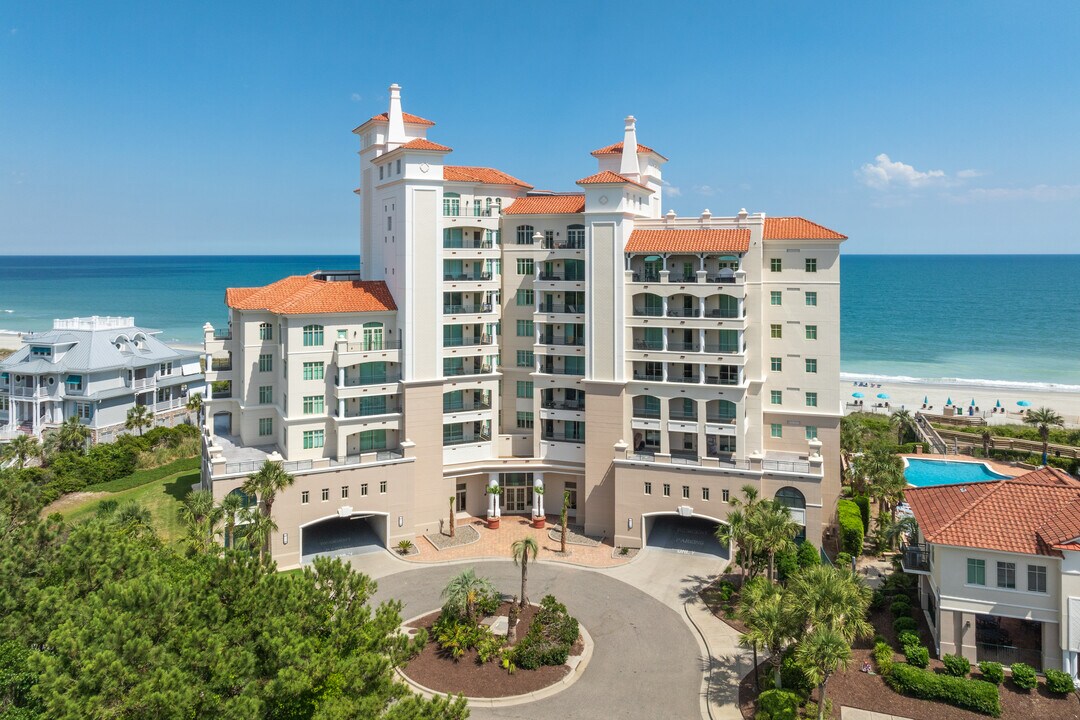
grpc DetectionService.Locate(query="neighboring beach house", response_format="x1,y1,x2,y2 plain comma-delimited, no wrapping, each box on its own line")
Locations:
0,316,205,443
902,467,1080,679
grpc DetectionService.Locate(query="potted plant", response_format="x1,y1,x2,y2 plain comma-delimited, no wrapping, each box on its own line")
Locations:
485,484,502,529
531,486,546,528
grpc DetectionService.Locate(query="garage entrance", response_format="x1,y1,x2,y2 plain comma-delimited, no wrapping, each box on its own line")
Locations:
300,514,386,563
643,514,728,559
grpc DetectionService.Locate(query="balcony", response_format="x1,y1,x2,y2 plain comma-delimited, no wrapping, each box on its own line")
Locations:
340,373,400,387
213,328,232,340
541,238,586,250
761,458,812,473
900,543,931,574
631,272,661,283
666,308,700,318
667,341,700,352
633,339,664,350
443,304,494,315
443,272,493,282
704,343,740,354
537,335,585,347
443,400,492,413
541,399,585,411
443,238,495,249
129,377,156,391
9,386,48,399
338,339,403,352
210,358,232,371
537,365,584,376
443,365,495,377
632,371,664,382
443,335,494,348
444,433,493,447
704,375,740,386
633,307,664,317
340,403,400,418
538,303,584,314
537,272,585,282
706,414,736,424
542,431,586,443
632,408,661,419
443,206,494,218
669,410,697,421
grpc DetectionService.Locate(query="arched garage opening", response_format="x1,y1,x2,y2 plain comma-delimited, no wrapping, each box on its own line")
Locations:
642,511,729,559
300,512,388,563
212,411,232,436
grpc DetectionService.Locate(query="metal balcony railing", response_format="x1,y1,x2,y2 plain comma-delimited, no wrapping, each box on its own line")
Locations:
443,206,493,218
538,365,584,376
633,307,664,317
210,359,232,371
633,339,664,350
443,272,494,281
538,272,584,281
442,304,493,314
444,433,492,446
705,309,740,319
705,376,740,386
900,543,931,573
631,272,660,282
667,342,700,352
538,304,584,314
541,238,586,250
538,335,585,347
541,400,585,411
669,411,698,421
706,414,737,424
704,343,740,354
632,372,664,382
443,365,494,377
668,274,698,283
340,373,400,387
340,404,400,418
667,308,701,318
443,400,492,413
762,459,812,473
443,335,494,347
542,431,586,443
632,408,661,419
213,328,232,339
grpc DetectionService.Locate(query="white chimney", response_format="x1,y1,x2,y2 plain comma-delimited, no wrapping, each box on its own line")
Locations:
387,83,406,148
620,115,639,180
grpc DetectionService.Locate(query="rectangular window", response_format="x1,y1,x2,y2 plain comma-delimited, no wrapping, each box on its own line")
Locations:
805,291,818,306
770,258,782,272
258,354,273,372
76,402,91,419
258,417,273,436
517,258,534,275
516,350,534,367
258,323,272,340
805,325,818,340
806,392,818,407
644,482,652,495
302,395,325,415
662,483,671,497
379,480,387,494
341,485,349,499
770,423,783,438
771,390,783,405
967,558,986,585
516,411,534,429
303,361,325,380
805,258,817,273
516,289,534,306
159,362,173,376
805,358,818,373
516,319,534,337
259,386,273,404
997,561,1016,589
682,485,690,499
358,429,386,451
303,429,325,449
722,489,730,502
321,487,329,501
771,357,782,372
361,483,368,496
770,324,782,339
516,381,533,399
702,487,710,501
301,490,309,504
770,291,782,306
302,325,324,347
805,426,818,440
1028,565,1047,593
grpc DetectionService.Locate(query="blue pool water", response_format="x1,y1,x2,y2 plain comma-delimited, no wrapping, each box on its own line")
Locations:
904,458,1010,487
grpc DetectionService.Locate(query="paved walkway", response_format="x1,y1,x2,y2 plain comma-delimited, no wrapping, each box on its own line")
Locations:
841,708,913,720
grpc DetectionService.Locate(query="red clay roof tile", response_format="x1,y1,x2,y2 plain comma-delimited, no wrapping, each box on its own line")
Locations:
503,194,586,215
590,141,668,161
353,111,436,133
625,229,751,254
226,274,397,315
443,166,532,188
576,170,653,191
763,217,847,240
397,138,452,152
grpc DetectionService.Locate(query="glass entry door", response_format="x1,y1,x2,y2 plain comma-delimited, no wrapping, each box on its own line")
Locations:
503,486,530,513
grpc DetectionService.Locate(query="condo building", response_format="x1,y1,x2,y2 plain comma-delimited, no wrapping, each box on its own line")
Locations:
201,85,846,568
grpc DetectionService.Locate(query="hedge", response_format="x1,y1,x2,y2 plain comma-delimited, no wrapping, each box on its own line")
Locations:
904,644,930,669
885,663,1001,717
1045,668,1075,694
837,499,864,555
84,456,201,493
853,495,870,533
871,641,894,676
755,689,799,720
977,661,1004,685
1010,662,1037,691
889,598,912,618
942,653,971,677
893,616,918,634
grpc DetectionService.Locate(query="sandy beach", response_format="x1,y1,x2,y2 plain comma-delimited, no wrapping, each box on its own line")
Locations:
0,331,24,352
841,372,1080,427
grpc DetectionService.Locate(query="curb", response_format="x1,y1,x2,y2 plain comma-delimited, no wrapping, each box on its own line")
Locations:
396,614,594,708
682,588,717,720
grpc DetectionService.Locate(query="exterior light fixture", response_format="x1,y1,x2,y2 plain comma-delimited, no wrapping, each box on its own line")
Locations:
398,515,404,527
282,533,288,545
627,517,633,530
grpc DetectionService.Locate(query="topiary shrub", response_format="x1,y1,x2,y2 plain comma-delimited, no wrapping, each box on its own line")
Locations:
754,688,800,720
853,495,871,532
942,653,971,677
837,499,864,555
872,641,894,676
977,661,1004,685
775,548,799,582
836,551,853,568
897,631,920,651
904,644,930,669
796,540,820,568
893,616,918,634
1045,668,1075,695
885,663,1001,717
890,598,912,618
779,648,814,699
1010,662,1037,691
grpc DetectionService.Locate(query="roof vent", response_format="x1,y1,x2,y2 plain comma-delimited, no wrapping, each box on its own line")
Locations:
665,209,676,222
701,209,712,221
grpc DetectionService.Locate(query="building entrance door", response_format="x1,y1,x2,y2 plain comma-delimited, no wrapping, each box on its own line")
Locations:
503,486,529,513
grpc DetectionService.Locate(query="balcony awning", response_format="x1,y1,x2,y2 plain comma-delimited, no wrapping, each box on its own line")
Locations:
65,375,82,384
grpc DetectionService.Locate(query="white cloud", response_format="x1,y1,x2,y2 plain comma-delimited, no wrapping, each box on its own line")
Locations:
350,93,362,102
9,28,17,35
693,184,717,196
857,153,946,189
956,169,986,179
662,180,681,197
948,184,1080,203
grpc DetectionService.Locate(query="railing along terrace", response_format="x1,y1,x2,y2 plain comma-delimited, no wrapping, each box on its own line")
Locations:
443,272,494,281
443,400,492,412
213,328,232,339
541,400,585,411
443,335,494,347
632,408,661,419
443,206,493,218
538,335,585,347
762,459,812,473
442,304,493,314
340,373,400,386
341,338,403,351
542,432,586,443
633,339,664,350
541,238,586,250
539,304,584,314
539,366,584,375
443,238,495,249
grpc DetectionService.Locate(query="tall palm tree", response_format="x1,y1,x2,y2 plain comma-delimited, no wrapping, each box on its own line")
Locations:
440,568,495,623
890,409,913,445
185,392,204,427
1024,406,1064,465
715,485,762,582
981,429,991,458
242,508,276,564
178,489,222,555
511,537,539,608
242,460,295,559
2,434,42,469
738,578,795,689
48,415,91,455
866,449,906,521
560,489,571,554
882,515,919,552
219,491,245,549
751,501,800,583
786,564,873,646
125,404,153,435
448,495,456,538
795,626,852,720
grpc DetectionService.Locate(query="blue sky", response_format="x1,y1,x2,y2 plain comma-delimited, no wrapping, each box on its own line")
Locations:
1,1,1077,255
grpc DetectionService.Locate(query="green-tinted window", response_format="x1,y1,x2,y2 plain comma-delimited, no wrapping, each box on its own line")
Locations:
967,558,986,585
516,225,535,245
771,390,782,405
516,381,533,399
805,291,817,306
258,386,273,404
805,258,817,273
516,412,534,429
516,320,534,337
259,323,272,340
303,396,324,414
303,361,325,380
258,353,272,372
770,258,782,272
258,417,273,436
359,429,386,451
517,258,534,275
564,356,584,374
770,291,782,306
805,325,818,340
770,324,782,339
805,358,817,373
805,392,818,407
359,396,387,415
770,357,782,372
303,324,324,346
516,350,534,367
770,423,783,438
303,429,325,449
516,289,534,306
805,426,818,440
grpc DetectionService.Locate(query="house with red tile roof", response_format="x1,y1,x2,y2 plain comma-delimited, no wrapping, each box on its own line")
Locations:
902,466,1080,677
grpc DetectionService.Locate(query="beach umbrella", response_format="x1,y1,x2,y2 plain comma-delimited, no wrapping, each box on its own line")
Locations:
995,399,1001,408
970,399,976,407
946,397,953,405
923,395,928,404
1017,400,1031,407
877,393,889,399
852,392,864,398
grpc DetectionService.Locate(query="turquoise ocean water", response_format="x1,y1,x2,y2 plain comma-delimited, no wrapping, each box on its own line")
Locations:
1,254,1077,387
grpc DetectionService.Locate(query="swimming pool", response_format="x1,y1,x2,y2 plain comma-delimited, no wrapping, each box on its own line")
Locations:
903,458,1011,487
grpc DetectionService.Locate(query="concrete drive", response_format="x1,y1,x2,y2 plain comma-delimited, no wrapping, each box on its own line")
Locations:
841,709,914,720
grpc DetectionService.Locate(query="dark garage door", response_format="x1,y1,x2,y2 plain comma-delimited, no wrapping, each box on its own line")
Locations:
645,515,728,559
301,515,384,563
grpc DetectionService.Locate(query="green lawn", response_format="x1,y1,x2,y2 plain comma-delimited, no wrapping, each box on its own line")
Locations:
62,468,200,545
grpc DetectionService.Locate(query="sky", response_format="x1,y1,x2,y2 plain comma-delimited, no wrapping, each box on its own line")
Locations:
1,1,1078,255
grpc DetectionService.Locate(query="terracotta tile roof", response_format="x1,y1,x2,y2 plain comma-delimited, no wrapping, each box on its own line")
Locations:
576,170,653,192
443,166,532,188
503,194,586,215
226,274,397,315
906,467,1080,556
763,217,847,240
396,138,452,152
625,229,751,254
353,111,436,133
591,141,668,161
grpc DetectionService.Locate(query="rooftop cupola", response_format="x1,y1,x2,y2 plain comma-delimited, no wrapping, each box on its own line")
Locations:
619,115,640,181
386,83,406,149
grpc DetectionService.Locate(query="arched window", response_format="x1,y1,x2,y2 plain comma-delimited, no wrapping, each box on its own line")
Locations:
228,487,257,509
567,224,585,249
362,321,384,351
258,322,272,341
302,324,324,347
443,192,460,216
714,295,739,319
712,399,736,420
516,225,535,245
775,487,806,509
634,293,663,317
633,395,661,418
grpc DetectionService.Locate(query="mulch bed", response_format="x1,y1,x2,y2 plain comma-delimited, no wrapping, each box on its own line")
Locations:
401,601,579,698
700,574,748,634
548,525,602,547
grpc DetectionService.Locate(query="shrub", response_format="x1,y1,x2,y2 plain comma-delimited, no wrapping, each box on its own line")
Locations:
853,495,871,532
776,548,799,582
803,699,832,720
897,631,921,651
977,661,1004,685
872,641,894,676
886,663,1001,716
884,571,915,594
893,616,918,634
942,653,971,677
837,499,864,555
779,648,813,698
836,552,853,568
754,689,799,720
889,598,912,618
904,644,930,669
1010,662,1037,691
1045,668,1075,694
511,594,579,670
869,589,886,611
796,540,820,568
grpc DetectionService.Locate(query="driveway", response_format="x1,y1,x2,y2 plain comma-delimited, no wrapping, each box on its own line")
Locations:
645,515,729,559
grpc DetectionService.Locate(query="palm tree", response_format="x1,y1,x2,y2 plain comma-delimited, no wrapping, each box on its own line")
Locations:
751,501,800,583
448,495,456,538
219,491,245,549
890,409,913,445
185,392,204,427
866,449,906,521
2,434,42,469
786,564,873,646
882,515,919,552
242,508,276,564
715,484,762,582
560,490,571,554
125,404,153,435
48,415,91,455
981,429,992,458
440,568,495,624
795,626,852,720
715,508,747,582
511,537,539,608
242,460,295,559
1024,407,1064,465
738,578,795,689
178,489,222,554
112,501,155,539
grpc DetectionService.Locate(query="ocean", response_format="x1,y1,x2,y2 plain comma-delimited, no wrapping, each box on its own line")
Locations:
2,254,1078,387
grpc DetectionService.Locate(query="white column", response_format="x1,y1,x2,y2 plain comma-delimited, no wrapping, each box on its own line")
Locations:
338,364,345,387
533,473,545,517
699,329,706,353
338,398,345,417
488,473,499,518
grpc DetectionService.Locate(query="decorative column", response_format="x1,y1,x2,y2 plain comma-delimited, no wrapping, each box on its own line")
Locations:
533,474,545,517
487,473,501,521
338,364,345,387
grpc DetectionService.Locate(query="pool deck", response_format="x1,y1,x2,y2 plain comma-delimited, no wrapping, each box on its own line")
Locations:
900,453,1026,478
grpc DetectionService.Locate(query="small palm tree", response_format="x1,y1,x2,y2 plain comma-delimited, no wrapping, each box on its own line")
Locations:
751,501,800,583
440,568,495,624
112,501,154,539
786,564,873,646
125,404,153,435
242,509,277,563
185,392,204,426
219,491,245,549
795,626,852,720
178,489,222,554
2,434,42,469
882,515,919,551
242,460,295,559
560,490,571,554
890,409,913,445
49,415,91,455
738,578,795,689
1024,407,1064,465
448,495,456,538
715,508,747,581
981,429,991,458
511,536,539,608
